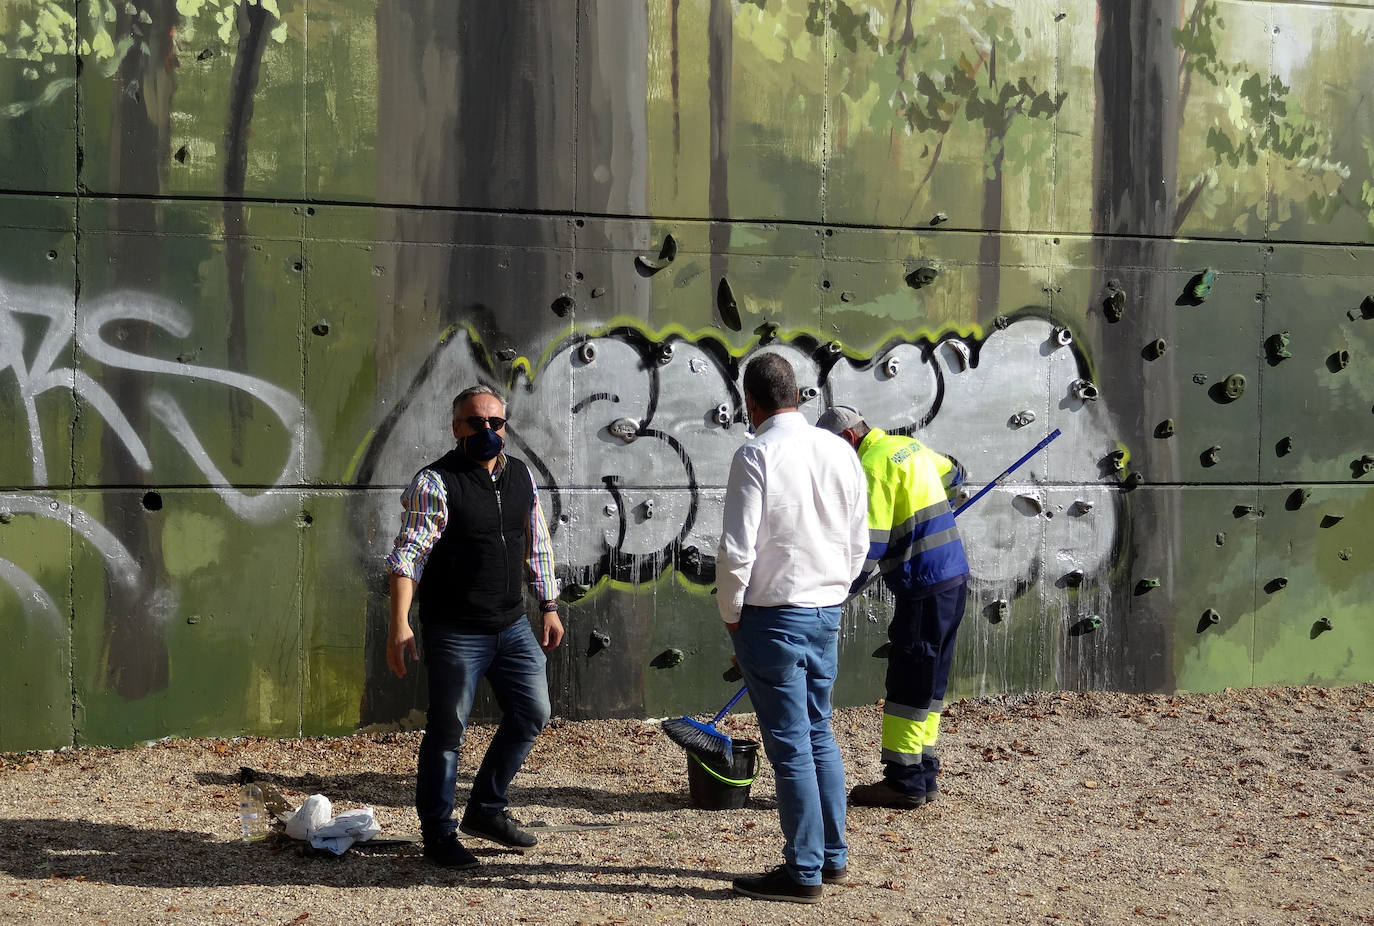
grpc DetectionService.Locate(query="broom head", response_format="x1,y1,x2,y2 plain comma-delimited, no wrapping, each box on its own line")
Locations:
662,715,734,763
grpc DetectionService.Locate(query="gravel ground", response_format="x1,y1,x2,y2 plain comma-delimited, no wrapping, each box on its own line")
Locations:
2,684,1373,925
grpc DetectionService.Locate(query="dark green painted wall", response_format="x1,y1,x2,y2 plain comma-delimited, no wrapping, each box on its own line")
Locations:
2,0,1372,749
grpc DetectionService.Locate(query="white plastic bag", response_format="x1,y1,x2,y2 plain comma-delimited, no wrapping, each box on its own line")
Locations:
310,807,381,856
283,794,332,841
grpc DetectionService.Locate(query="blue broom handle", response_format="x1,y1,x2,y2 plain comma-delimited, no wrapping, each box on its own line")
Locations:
712,685,749,723
952,428,1062,517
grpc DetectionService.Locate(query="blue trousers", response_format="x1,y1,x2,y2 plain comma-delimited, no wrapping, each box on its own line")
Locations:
883,581,967,795
732,604,847,886
415,619,550,842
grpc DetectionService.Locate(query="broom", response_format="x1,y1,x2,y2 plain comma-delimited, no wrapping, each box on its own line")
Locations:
661,684,748,763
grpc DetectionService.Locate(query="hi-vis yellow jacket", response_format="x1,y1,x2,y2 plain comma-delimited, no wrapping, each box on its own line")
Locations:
853,428,969,594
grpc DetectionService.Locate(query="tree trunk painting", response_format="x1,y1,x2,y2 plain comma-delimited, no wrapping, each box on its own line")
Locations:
1086,0,1181,692
99,0,180,701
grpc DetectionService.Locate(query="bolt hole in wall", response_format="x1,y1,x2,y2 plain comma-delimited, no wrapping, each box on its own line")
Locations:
142,492,163,512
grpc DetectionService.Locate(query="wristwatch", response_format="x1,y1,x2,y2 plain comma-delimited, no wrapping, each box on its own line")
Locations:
539,600,560,613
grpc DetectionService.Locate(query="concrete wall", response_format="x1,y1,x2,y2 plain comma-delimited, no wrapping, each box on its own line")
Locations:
2,0,1372,749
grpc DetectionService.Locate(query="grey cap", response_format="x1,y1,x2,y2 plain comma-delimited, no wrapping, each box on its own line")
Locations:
816,404,865,435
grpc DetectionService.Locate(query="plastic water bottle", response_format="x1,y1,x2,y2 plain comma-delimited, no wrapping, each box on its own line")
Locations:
239,783,268,842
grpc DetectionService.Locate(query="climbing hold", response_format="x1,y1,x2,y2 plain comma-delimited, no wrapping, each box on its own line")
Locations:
1223,373,1247,399
930,212,949,226
1122,471,1143,489
590,286,606,298
1203,608,1220,626
994,315,1011,330
1215,531,1226,546
1331,349,1350,371
650,648,685,670
495,348,517,362
883,356,901,378
1276,436,1293,457
992,599,1009,622
1072,499,1093,514
560,583,591,603
1265,576,1289,593
713,403,731,426
717,278,742,331
1070,379,1099,401
310,321,330,337
1103,284,1126,323
1105,449,1127,473
607,418,640,443
800,386,819,402
824,340,843,357
602,504,616,517
1084,615,1103,631
1189,268,1217,302
642,499,654,519
657,342,675,365
755,321,778,343
1012,409,1036,428
1266,332,1292,362
578,341,597,363
1064,569,1085,588
1137,577,1160,592
1315,617,1333,634
1360,455,1374,475
634,234,678,274
944,340,971,371
1052,326,1074,347
1339,548,1353,561
1156,419,1175,438
586,630,611,657
1016,494,1044,515
1359,294,1374,319
0,511,11,525
840,291,855,302
1287,488,1311,510
1320,514,1344,528
1145,338,1167,360
1202,445,1221,466
905,265,939,289
551,294,575,318
680,545,703,571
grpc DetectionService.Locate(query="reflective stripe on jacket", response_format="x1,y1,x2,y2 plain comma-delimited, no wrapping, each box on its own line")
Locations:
854,428,969,594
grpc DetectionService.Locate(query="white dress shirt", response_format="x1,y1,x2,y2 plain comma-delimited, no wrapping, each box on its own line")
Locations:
716,410,868,622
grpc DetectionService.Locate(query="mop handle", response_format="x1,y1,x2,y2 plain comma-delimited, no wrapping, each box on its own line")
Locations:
952,428,1062,517
711,685,749,723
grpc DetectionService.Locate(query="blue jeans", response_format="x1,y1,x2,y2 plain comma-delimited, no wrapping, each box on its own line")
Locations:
416,619,550,842
732,604,847,886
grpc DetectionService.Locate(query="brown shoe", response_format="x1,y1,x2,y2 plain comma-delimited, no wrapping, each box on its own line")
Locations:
848,779,926,808
732,866,822,903
821,864,848,884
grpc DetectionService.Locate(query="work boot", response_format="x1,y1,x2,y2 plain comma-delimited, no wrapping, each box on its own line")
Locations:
731,865,822,903
821,864,849,884
848,779,926,809
459,808,538,852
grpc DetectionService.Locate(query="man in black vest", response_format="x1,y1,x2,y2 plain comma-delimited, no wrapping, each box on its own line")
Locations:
385,384,564,870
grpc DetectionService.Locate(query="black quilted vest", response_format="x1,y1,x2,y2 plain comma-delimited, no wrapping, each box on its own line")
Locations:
416,448,534,632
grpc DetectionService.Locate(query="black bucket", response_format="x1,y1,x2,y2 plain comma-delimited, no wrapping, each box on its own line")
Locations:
686,739,759,810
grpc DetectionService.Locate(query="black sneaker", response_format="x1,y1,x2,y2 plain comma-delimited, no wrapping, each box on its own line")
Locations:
459,808,538,853
731,866,822,904
821,864,848,884
848,779,926,808
422,835,479,870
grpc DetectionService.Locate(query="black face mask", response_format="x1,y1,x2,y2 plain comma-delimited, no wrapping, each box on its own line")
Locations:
462,428,504,462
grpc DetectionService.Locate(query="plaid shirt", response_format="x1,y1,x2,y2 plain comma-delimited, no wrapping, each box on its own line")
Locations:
384,455,559,603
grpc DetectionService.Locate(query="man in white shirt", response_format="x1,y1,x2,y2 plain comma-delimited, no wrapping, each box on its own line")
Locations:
717,352,868,904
